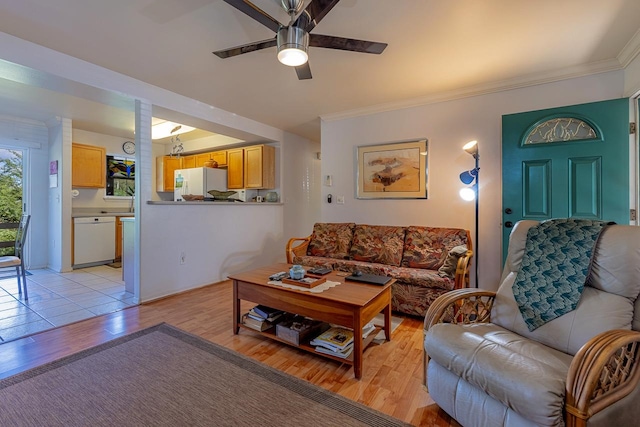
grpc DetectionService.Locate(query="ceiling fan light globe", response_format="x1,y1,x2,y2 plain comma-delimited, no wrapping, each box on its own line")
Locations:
278,48,308,66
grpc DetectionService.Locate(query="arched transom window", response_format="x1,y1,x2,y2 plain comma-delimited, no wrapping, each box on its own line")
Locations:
525,117,598,145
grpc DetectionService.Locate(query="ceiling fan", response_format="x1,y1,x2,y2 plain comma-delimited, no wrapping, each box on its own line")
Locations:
213,0,388,80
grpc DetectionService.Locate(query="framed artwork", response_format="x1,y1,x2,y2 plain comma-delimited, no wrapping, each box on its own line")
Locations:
356,139,428,199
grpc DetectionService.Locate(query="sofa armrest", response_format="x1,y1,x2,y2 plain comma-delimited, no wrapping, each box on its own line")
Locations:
453,249,473,289
565,329,640,426
285,236,312,264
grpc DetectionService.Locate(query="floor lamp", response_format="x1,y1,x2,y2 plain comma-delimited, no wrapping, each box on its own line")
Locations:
459,140,479,288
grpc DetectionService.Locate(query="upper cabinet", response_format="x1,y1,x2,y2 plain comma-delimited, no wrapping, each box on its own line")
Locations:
181,155,196,169
155,146,274,192
195,150,227,167
156,156,182,192
226,148,244,189
227,145,275,190
72,143,106,188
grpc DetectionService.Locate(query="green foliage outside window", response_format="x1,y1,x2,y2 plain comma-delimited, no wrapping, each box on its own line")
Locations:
0,149,23,256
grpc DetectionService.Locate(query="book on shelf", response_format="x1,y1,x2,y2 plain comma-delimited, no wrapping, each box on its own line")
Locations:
241,313,274,332
309,327,354,352
248,307,283,323
315,343,354,359
252,305,284,320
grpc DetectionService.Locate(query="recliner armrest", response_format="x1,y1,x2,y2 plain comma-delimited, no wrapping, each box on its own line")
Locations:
424,288,496,331
285,236,312,263
565,329,640,426
423,288,496,388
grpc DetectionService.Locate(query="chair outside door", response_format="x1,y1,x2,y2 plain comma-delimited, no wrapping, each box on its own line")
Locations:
0,213,31,299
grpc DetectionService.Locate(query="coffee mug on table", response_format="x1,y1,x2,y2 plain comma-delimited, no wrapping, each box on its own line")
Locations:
256,196,264,202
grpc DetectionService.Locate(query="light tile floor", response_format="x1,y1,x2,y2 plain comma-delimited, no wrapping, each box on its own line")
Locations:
0,265,136,343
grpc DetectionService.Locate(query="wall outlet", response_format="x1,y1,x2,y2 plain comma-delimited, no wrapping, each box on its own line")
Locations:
180,251,186,265
337,196,345,205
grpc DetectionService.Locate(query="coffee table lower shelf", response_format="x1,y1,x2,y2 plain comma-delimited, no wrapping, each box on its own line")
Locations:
238,323,384,365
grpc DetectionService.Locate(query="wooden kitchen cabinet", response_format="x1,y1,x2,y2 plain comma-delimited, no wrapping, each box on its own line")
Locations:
195,150,227,167
226,148,245,189
227,145,275,190
244,145,275,189
115,216,123,261
181,155,196,169
72,143,106,188
156,156,182,192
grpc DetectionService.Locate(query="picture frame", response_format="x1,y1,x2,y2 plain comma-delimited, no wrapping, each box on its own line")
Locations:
356,139,428,199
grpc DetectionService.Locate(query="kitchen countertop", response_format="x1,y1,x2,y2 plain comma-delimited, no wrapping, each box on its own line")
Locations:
72,211,135,218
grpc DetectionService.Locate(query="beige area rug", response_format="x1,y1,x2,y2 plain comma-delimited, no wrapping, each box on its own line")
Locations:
0,324,410,427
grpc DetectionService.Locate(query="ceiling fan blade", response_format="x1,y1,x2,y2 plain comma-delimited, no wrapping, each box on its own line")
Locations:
309,34,387,54
295,62,312,80
294,0,341,33
222,0,282,33
213,38,277,58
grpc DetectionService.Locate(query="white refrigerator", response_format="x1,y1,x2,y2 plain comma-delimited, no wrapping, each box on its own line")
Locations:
174,167,228,201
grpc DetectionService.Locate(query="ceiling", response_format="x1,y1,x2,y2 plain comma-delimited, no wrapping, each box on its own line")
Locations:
0,0,640,143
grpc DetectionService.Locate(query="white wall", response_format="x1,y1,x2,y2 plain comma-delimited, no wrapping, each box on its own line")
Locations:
281,133,322,239
321,70,627,291
139,204,284,301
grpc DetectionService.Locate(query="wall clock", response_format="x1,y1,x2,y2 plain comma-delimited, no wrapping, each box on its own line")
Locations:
122,141,135,155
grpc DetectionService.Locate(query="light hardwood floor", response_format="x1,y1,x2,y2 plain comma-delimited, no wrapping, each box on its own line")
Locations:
0,280,459,427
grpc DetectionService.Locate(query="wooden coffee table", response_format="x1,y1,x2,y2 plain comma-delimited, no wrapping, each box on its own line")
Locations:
229,263,393,379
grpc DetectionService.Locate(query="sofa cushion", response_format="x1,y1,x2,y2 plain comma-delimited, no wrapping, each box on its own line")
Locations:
306,222,355,259
437,245,468,278
333,260,454,291
348,225,405,266
425,322,573,426
401,226,469,269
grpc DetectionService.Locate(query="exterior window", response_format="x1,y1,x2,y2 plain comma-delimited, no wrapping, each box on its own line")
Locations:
525,117,598,145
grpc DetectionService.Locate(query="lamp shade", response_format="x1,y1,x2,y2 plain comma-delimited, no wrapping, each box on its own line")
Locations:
463,140,478,158
459,168,478,185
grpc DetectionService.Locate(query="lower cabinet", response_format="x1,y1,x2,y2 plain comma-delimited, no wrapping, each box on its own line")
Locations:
115,217,123,261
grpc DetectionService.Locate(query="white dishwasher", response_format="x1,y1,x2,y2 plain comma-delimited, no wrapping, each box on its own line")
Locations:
74,217,116,267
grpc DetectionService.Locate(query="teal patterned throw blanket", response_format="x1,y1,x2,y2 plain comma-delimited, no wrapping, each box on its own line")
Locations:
512,218,609,331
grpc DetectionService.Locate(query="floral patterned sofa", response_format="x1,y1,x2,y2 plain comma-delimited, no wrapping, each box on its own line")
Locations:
286,223,473,317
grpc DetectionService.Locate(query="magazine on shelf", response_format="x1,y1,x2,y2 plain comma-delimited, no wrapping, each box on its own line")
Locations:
315,343,354,359
309,327,354,352
362,322,376,339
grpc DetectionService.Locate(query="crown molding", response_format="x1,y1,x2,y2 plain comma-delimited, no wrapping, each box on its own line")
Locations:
618,28,640,68
321,59,623,123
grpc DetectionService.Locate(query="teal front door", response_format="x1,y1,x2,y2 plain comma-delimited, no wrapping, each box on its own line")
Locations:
502,98,629,261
